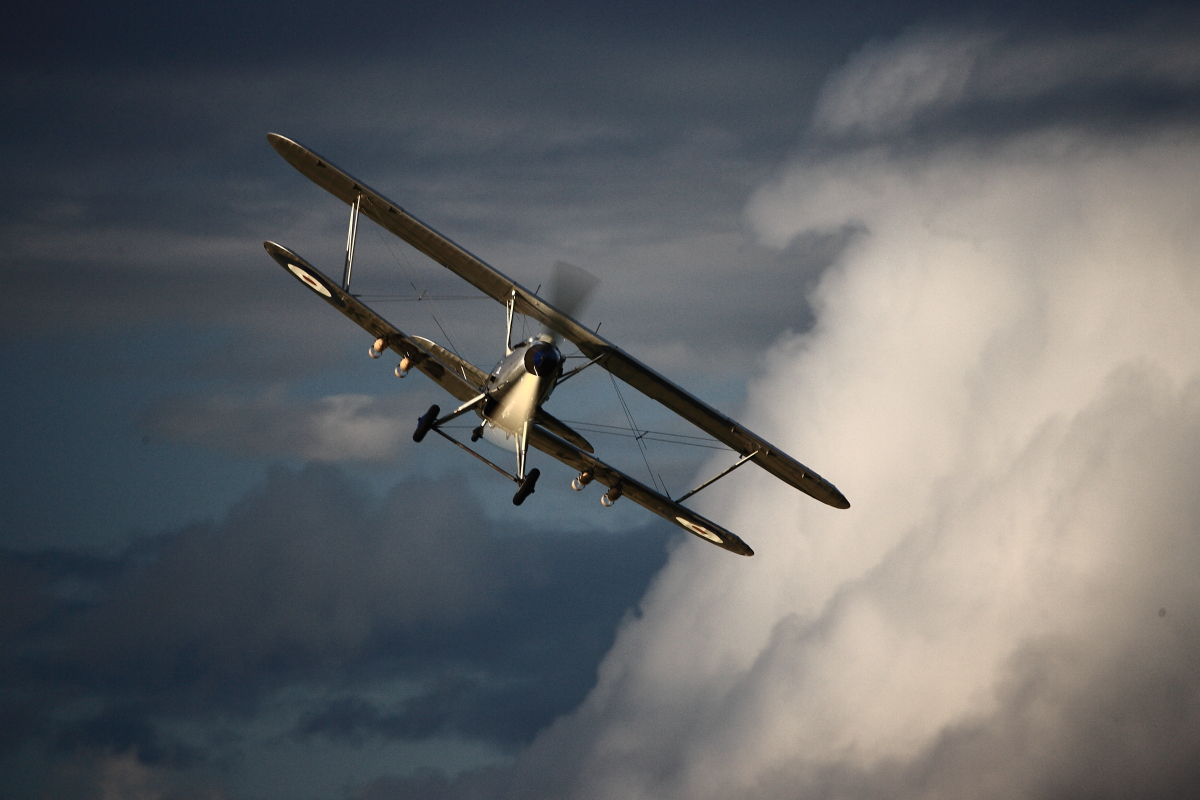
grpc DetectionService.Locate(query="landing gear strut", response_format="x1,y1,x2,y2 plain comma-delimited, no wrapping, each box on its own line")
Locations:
513,468,540,506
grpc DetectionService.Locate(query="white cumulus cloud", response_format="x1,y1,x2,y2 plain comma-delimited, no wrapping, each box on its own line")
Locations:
495,128,1200,799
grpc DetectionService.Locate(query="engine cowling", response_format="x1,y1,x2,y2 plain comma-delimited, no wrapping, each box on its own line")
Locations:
523,341,562,377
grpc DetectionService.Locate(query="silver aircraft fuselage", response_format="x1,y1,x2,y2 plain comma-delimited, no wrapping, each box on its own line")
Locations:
478,334,563,437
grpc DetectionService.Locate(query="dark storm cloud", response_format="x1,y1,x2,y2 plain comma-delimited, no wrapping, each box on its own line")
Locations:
0,53,821,353
0,0,875,585
293,672,559,745
0,464,668,787
10,18,1198,373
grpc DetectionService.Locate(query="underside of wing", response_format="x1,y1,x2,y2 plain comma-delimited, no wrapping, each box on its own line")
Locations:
268,134,848,510
263,242,481,402
593,351,850,509
409,335,488,391
533,409,593,453
527,427,754,556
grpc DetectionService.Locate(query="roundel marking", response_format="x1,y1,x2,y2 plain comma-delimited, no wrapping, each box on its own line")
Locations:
288,263,332,298
676,516,722,543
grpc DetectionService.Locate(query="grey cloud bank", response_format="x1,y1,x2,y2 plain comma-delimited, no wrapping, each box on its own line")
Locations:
0,466,669,797
812,27,1200,141
142,392,419,463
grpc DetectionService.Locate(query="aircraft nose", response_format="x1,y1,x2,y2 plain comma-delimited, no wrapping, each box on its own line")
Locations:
523,342,563,377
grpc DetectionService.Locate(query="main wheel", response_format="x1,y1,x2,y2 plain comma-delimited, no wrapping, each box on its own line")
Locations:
413,404,440,442
512,468,540,506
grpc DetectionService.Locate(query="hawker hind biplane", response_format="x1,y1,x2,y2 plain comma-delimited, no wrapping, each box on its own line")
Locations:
264,133,848,556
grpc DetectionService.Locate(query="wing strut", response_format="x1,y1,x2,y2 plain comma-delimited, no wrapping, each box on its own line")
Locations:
505,289,516,355
343,193,362,291
555,353,604,387
676,449,760,504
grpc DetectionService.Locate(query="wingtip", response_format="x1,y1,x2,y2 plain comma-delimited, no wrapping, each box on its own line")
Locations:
723,534,754,557
830,488,851,510
266,132,297,156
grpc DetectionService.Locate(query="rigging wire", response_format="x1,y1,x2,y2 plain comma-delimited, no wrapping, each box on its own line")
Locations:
609,372,665,495
560,421,732,451
356,294,491,302
337,200,720,489
359,195,465,360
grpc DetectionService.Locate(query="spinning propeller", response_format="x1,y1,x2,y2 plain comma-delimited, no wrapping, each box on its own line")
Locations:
543,260,600,344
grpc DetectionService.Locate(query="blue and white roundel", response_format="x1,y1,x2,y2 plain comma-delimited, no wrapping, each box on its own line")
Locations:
288,263,332,298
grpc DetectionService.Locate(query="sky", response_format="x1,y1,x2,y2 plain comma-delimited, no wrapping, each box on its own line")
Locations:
3,1,1200,798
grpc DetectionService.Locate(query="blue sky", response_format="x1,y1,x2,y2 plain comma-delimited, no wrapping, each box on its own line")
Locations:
3,2,1200,799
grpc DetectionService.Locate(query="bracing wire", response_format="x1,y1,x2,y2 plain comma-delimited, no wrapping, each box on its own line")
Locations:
356,294,490,302
559,421,732,451
359,195,466,359
609,372,666,495
342,198,720,496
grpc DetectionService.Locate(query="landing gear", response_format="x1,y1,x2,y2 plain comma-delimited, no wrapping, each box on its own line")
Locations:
409,401,538,506
413,404,440,442
513,468,540,506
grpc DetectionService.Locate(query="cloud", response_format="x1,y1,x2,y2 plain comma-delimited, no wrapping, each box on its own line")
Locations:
811,28,994,137
0,45,828,350
40,749,228,800
141,391,417,463
10,16,1200,800
2,464,670,794
397,56,1200,800
812,27,1200,137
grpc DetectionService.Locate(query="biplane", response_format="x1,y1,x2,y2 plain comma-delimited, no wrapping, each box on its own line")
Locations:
264,134,848,556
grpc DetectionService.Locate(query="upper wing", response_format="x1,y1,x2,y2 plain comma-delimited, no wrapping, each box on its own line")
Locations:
527,427,754,556
268,134,849,510
263,242,482,402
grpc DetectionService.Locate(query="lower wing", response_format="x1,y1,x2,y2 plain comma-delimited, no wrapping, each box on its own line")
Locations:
263,242,482,401
527,427,754,556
